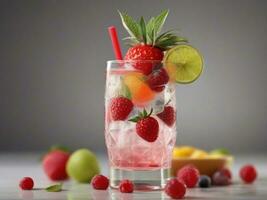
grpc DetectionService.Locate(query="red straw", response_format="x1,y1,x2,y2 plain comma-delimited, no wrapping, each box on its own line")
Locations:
108,26,123,60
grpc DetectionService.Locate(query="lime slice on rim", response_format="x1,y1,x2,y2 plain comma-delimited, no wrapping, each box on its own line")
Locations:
164,45,203,84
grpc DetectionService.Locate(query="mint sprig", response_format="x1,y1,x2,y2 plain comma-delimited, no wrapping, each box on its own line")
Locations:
118,10,188,50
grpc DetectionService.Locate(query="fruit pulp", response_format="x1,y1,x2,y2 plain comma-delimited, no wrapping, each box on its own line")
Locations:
105,61,177,190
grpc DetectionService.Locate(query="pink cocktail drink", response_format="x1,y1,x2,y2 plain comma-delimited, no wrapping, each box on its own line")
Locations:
105,60,176,190
105,9,203,191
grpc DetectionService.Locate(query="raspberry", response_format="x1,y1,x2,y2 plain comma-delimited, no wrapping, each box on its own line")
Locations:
165,178,186,199
212,170,231,186
109,97,133,121
220,168,232,179
119,179,134,193
19,177,34,190
147,67,169,92
198,175,211,188
157,106,175,127
177,165,200,188
240,164,257,183
91,175,109,190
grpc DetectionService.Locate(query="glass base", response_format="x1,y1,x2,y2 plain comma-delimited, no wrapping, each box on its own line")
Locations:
110,167,170,191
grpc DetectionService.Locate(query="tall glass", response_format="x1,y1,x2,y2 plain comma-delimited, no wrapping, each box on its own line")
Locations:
105,60,176,190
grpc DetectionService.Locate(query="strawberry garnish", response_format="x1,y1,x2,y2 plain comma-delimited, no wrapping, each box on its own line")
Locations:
129,109,159,142
124,45,163,75
147,67,169,92
109,97,133,121
119,10,188,75
157,106,175,126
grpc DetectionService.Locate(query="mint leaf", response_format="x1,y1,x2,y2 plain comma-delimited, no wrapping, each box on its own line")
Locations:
152,28,156,45
146,17,155,44
119,77,131,99
156,29,188,45
123,36,139,46
153,10,169,34
118,11,141,40
156,35,188,50
139,17,147,44
45,183,62,192
121,84,131,99
155,30,175,43
172,36,188,43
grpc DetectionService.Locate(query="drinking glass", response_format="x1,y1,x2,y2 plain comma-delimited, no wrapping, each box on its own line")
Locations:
105,60,176,190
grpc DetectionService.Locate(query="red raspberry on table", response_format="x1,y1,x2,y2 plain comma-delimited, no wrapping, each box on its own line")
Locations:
157,106,175,127
240,164,257,183
165,178,186,199
177,165,200,188
124,45,164,75
42,150,70,181
220,168,232,179
212,170,231,186
91,175,109,190
119,179,134,193
147,67,169,92
109,97,133,121
19,177,34,190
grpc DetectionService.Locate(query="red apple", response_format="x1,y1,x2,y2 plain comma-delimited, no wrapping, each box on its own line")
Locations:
42,150,70,180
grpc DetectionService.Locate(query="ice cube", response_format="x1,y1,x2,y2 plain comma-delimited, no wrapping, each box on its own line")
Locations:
164,83,176,105
106,74,121,98
145,92,165,114
108,121,135,146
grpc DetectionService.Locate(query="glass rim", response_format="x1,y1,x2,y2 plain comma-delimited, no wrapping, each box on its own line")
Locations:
107,60,163,64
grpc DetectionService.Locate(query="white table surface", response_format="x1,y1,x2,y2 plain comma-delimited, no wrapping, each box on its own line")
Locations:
0,153,266,200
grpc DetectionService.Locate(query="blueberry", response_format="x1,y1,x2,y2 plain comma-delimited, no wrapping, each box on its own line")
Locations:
198,175,211,188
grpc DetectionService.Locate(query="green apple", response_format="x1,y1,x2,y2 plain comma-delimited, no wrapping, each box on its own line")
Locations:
66,149,100,183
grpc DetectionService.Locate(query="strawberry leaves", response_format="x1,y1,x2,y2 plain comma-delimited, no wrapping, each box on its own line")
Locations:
128,116,141,123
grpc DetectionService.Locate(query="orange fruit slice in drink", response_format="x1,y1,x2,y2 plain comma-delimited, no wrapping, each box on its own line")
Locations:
123,72,155,106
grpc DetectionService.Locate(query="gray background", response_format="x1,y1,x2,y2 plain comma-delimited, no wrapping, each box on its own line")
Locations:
0,0,267,153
